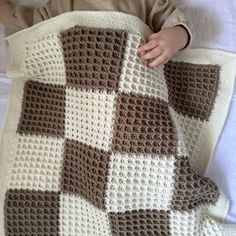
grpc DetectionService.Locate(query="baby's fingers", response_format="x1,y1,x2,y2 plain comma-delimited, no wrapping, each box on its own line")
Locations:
140,46,163,60
138,38,159,53
146,32,160,41
148,54,169,68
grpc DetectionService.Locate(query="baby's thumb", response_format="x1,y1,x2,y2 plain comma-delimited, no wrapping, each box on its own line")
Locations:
146,32,159,41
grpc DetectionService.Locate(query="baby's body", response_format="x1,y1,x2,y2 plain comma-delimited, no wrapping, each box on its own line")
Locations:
0,0,192,68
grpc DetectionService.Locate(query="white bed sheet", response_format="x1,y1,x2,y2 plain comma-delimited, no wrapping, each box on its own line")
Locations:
177,0,236,52
0,0,236,223
177,0,236,223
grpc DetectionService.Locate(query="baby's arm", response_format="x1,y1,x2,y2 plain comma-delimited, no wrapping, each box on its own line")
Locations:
139,26,189,68
138,0,191,68
0,0,14,28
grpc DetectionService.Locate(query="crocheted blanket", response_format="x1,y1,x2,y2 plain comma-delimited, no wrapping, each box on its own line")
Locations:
1,11,236,236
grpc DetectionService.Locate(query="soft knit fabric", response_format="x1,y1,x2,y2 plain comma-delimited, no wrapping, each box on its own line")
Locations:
0,11,236,236
8,0,193,48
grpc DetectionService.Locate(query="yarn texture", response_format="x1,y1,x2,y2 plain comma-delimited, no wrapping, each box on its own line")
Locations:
0,11,236,236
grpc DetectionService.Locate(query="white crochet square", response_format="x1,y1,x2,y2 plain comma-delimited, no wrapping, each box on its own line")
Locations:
119,33,168,102
169,208,213,236
65,88,116,151
59,193,111,236
23,33,66,85
170,209,202,236
203,216,224,236
8,134,64,191
169,107,205,159
105,153,176,212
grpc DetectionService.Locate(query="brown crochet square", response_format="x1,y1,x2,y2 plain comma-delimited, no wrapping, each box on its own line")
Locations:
170,156,220,211
4,189,60,236
109,209,171,236
112,92,178,154
60,139,111,210
164,62,220,121
60,26,128,92
17,80,66,137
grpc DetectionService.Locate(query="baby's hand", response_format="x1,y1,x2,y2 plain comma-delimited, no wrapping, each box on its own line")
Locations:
138,26,189,68
0,0,13,28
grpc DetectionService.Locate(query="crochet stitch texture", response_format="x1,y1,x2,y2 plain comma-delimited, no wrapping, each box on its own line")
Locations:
0,11,236,236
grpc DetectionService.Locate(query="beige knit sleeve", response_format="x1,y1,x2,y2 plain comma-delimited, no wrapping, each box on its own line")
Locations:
7,0,70,35
147,0,193,48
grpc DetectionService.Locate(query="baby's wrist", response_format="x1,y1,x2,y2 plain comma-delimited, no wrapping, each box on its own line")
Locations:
0,0,13,27
173,25,190,50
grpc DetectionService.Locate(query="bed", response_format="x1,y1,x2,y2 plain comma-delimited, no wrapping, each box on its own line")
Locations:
0,0,235,223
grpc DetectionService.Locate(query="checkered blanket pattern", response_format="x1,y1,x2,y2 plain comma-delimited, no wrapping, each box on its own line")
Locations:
1,11,236,236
